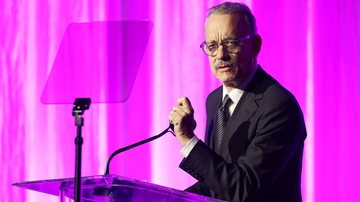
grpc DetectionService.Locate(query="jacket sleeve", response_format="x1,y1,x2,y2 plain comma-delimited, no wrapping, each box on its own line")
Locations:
184,181,213,197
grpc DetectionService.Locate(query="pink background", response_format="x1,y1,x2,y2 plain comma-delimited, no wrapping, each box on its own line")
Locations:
1,0,360,201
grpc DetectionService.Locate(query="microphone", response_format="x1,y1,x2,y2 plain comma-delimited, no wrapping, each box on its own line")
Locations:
169,123,174,131
104,124,174,175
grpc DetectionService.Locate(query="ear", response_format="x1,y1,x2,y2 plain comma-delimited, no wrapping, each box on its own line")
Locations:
252,34,262,56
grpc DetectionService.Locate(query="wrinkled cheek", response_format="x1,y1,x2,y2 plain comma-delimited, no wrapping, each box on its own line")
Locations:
210,65,217,76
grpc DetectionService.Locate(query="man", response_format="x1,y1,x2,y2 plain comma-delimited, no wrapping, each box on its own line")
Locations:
169,2,306,202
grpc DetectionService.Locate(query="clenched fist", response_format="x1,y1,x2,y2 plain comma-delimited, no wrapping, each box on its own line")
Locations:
169,97,196,146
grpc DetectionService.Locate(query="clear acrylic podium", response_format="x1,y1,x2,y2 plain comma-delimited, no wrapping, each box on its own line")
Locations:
13,175,223,202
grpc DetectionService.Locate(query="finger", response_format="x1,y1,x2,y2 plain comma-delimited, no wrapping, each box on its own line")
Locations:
172,106,190,115
176,97,193,110
169,112,174,122
169,116,179,126
170,108,184,122
169,114,176,125
169,109,181,118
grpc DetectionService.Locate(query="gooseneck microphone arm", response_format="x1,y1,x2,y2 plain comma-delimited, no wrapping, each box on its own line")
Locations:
104,124,174,175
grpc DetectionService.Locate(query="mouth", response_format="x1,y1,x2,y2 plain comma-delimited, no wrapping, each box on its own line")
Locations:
217,65,233,72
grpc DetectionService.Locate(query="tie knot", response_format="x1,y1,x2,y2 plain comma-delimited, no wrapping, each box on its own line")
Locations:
221,95,232,109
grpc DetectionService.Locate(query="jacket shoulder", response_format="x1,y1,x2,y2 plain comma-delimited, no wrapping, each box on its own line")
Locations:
253,68,301,109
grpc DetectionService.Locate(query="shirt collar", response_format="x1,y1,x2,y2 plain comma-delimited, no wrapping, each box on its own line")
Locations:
222,88,243,107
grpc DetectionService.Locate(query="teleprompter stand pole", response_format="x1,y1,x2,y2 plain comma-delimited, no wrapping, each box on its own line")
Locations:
72,98,91,202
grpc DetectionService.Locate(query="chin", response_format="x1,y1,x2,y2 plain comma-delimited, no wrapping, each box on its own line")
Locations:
219,74,236,82
220,74,242,86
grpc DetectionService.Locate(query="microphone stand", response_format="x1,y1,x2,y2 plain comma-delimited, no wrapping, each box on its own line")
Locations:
72,98,91,202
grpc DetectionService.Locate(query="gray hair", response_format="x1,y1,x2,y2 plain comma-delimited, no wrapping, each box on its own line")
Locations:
207,2,257,34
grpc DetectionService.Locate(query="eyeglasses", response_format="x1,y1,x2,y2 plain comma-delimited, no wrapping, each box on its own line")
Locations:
200,34,255,56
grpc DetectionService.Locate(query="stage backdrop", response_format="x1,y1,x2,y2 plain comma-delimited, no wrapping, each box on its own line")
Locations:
1,0,360,201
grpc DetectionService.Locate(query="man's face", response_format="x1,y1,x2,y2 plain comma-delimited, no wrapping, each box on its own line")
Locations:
205,14,260,88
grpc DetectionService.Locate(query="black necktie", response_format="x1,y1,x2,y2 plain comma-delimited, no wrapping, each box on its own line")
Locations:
214,95,233,153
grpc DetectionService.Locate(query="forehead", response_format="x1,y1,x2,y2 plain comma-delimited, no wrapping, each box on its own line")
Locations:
205,14,248,40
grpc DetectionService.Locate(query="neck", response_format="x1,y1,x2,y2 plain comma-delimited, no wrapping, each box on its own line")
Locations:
224,62,258,93
224,85,235,93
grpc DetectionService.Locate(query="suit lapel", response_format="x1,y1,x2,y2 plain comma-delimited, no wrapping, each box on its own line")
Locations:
227,92,261,136
220,67,266,161
218,92,262,160
227,67,266,138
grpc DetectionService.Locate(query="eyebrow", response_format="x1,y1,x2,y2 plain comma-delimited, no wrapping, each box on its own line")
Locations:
206,37,239,43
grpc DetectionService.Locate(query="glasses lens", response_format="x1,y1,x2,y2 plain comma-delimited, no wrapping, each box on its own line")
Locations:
206,44,218,55
201,42,214,56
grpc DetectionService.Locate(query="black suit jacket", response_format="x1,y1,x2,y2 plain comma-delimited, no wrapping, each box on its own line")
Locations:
180,67,307,202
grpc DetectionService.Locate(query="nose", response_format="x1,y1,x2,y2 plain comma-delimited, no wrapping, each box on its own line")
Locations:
215,45,229,60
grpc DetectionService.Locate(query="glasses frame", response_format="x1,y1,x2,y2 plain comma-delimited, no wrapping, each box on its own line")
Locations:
200,34,256,56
